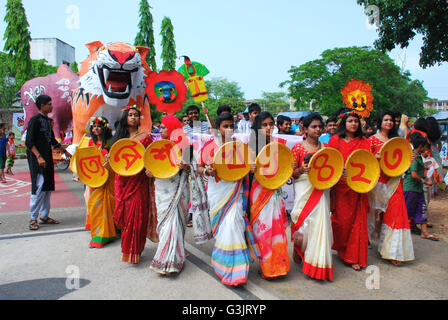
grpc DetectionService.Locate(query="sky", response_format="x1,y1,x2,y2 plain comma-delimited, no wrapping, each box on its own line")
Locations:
1,0,447,101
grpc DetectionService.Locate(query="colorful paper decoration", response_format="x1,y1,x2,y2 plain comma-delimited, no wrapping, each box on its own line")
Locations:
178,56,210,103
146,70,187,116
144,140,182,179
345,149,380,193
109,138,145,176
255,142,293,190
308,148,344,190
75,146,109,188
213,141,255,182
379,137,413,177
341,79,374,119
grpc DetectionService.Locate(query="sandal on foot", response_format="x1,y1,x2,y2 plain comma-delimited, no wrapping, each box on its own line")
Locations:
39,217,59,224
391,260,402,266
29,220,39,230
421,234,439,241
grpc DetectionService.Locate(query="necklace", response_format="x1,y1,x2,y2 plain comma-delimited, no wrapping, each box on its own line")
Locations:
377,131,389,142
130,129,143,139
304,139,320,152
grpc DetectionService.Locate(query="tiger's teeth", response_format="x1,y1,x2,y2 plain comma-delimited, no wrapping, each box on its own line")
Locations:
108,85,112,92
124,85,130,94
103,69,110,82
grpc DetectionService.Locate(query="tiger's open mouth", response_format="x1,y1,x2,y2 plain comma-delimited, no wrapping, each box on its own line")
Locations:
97,66,137,99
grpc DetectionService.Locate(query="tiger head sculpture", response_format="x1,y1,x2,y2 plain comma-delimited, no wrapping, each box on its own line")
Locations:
71,41,153,144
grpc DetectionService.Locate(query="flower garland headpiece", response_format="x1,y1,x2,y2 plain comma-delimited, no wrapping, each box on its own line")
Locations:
121,105,142,114
336,110,357,127
89,116,109,127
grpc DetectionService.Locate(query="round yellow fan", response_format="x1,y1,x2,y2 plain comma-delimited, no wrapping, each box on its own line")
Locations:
345,149,380,193
379,137,412,177
75,146,109,188
213,141,254,182
255,142,293,190
109,138,145,176
308,147,344,190
144,140,182,179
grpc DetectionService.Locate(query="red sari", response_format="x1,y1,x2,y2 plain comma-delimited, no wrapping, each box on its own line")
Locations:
368,136,414,262
328,135,371,268
113,134,158,264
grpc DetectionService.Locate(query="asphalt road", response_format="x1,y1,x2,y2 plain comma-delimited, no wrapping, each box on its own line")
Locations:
1,159,447,301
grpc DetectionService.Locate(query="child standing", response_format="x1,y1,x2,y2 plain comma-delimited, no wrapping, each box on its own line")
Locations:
6,132,16,175
0,123,8,183
404,132,439,241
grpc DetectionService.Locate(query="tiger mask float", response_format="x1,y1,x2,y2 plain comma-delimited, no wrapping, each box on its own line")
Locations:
71,41,153,145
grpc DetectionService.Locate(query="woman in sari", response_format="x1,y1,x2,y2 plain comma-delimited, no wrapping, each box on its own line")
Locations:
367,111,414,266
112,106,157,264
147,116,191,275
290,112,333,280
328,109,371,271
197,112,252,286
249,111,290,279
86,116,117,248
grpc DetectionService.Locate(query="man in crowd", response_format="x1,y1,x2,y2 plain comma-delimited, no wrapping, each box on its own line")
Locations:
237,103,261,134
237,109,251,133
276,115,293,135
319,117,337,143
183,105,211,136
393,110,406,138
26,95,71,231
217,105,232,117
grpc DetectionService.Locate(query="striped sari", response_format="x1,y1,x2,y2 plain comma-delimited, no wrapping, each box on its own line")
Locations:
208,176,251,286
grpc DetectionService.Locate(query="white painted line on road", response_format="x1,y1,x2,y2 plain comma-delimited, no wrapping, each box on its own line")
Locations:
0,227,87,240
185,242,280,300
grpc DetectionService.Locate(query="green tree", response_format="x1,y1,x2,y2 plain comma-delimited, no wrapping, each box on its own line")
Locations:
30,59,57,78
135,0,157,71
358,0,448,68
3,0,32,88
0,52,18,109
254,91,290,115
160,17,177,71
70,61,79,74
206,77,245,100
0,53,62,108
280,46,428,118
175,78,247,120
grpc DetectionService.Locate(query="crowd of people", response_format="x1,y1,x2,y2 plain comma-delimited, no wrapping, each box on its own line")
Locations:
20,94,446,286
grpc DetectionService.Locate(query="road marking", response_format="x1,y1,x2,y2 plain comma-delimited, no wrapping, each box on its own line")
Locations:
1,227,280,300
185,242,280,300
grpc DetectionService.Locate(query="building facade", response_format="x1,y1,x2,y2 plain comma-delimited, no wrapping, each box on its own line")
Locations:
30,38,76,67
424,99,448,112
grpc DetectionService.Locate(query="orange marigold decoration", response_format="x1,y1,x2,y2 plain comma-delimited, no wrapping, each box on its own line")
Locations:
341,79,374,119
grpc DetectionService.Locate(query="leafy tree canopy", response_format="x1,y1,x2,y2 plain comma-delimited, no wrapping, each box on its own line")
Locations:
358,0,448,68
0,52,58,108
135,0,157,71
160,17,177,71
3,0,32,88
280,46,428,119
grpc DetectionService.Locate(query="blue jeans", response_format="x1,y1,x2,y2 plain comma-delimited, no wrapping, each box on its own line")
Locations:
30,174,51,221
